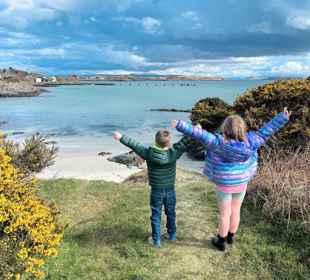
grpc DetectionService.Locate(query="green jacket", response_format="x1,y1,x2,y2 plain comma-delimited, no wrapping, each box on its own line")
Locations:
120,135,191,190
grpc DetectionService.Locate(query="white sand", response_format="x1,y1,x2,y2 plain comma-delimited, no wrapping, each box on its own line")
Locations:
37,136,143,182
37,153,142,182
36,136,203,182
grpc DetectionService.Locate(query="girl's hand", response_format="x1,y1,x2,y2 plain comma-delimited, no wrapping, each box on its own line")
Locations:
283,107,292,118
113,131,122,141
171,120,178,128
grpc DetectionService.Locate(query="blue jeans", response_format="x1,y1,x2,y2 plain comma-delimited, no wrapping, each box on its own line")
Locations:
150,188,176,245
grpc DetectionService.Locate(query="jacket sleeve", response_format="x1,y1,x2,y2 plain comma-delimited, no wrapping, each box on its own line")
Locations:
249,112,289,149
120,135,148,160
176,120,216,146
173,136,191,159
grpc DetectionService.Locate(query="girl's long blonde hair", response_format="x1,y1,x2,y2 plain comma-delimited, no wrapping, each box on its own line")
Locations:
220,115,248,142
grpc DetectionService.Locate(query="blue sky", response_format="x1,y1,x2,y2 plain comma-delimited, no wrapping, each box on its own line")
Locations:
1,0,310,77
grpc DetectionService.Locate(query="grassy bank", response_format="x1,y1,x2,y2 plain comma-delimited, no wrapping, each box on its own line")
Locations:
39,170,309,280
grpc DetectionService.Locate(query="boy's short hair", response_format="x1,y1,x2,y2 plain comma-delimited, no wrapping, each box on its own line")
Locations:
155,130,171,148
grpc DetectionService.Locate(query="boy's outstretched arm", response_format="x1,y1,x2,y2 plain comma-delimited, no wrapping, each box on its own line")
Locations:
250,107,291,148
173,136,191,159
171,120,216,146
113,132,148,160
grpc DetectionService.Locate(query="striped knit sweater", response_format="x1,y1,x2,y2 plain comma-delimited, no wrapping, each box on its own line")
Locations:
176,112,289,187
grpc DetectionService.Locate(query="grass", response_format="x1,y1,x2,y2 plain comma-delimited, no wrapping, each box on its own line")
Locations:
38,170,310,280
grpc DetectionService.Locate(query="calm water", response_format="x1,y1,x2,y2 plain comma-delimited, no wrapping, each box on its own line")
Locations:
0,80,266,142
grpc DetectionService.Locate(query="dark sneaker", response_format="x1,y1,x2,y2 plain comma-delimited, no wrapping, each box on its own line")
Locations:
226,232,235,245
162,233,176,243
211,235,226,251
147,236,161,248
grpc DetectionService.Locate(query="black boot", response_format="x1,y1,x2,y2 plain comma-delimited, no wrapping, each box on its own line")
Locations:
227,232,235,244
211,235,226,251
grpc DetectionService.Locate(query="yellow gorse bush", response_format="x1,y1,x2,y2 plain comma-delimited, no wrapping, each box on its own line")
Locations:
0,143,63,279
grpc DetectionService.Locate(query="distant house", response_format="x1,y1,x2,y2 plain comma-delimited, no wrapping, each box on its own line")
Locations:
49,76,57,83
35,77,43,84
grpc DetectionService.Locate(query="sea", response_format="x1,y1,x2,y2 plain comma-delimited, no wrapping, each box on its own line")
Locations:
0,80,268,176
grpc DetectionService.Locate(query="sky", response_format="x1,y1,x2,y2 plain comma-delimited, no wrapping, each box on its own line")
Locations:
1,0,310,77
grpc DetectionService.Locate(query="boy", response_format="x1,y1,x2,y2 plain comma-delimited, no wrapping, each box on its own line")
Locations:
113,130,190,247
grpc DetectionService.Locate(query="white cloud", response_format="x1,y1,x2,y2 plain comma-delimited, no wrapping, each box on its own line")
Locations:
0,47,66,58
0,29,40,46
101,45,147,67
114,16,162,35
141,17,161,34
181,11,199,22
271,61,310,74
180,11,202,30
287,13,310,30
0,0,56,28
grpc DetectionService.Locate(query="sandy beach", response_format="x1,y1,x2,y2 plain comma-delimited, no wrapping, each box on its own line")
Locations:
37,150,203,182
36,134,203,182
37,153,142,182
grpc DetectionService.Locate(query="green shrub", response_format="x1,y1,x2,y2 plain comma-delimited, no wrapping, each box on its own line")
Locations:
1,133,57,175
188,97,234,159
234,79,310,149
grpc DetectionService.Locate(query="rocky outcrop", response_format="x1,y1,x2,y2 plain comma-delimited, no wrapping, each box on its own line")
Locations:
107,151,145,168
0,80,42,97
98,151,112,156
150,108,191,113
0,68,44,97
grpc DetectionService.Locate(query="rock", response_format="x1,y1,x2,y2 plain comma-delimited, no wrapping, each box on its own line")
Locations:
107,151,145,167
0,80,41,97
98,151,112,156
11,131,24,135
124,170,148,184
150,108,191,113
45,141,57,145
0,120,8,126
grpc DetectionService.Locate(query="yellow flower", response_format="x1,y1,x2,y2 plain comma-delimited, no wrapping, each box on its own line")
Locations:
0,145,64,279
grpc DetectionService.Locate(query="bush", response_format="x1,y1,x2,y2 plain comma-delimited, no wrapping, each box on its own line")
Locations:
1,133,57,175
234,79,310,149
189,79,310,153
248,146,310,230
0,146,63,279
188,97,234,159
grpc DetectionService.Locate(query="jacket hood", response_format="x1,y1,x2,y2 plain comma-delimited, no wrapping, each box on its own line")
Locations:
148,146,171,165
213,138,253,163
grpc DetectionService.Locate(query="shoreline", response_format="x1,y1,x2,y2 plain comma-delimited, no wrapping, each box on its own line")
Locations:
37,153,142,182
36,143,203,182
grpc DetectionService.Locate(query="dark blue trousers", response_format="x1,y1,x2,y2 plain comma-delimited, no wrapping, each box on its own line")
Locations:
150,188,176,245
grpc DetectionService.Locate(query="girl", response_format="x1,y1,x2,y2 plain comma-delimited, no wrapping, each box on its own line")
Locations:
172,108,290,251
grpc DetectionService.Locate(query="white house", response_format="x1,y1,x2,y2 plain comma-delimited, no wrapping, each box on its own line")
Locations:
49,76,57,82
35,77,43,84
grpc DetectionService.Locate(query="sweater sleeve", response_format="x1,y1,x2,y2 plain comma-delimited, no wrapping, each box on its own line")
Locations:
176,120,216,146
248,112,289,149
120,135,148,160
173,136,191,159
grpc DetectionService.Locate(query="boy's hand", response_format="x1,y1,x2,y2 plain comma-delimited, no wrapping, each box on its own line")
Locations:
283,107,292,118
171,120,178,128
195,123,202,129
113,131,123,141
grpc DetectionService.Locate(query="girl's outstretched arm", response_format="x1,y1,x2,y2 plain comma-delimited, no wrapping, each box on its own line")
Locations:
113,132,148,160
249,107,291,148
171,120,216,146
